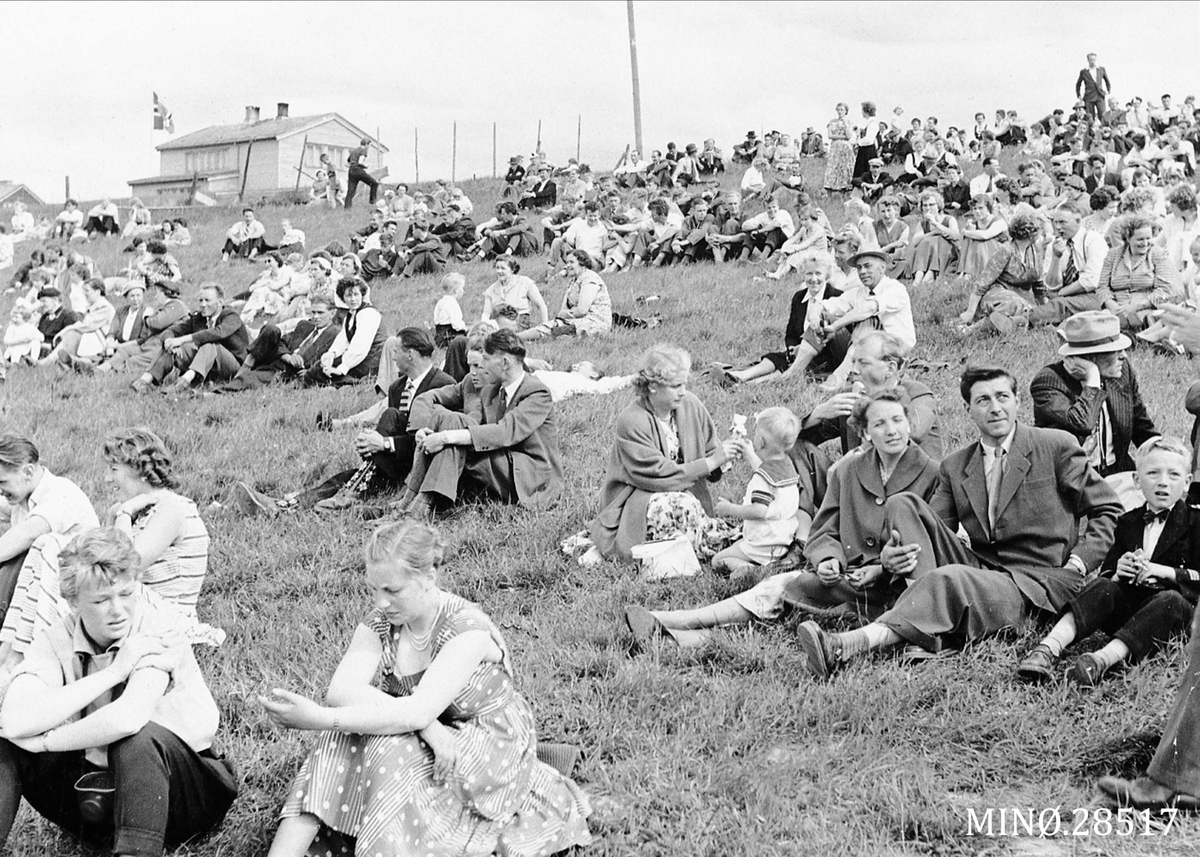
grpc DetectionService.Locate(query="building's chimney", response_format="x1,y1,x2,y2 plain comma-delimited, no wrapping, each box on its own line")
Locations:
244,106,260,124
276,102,289,119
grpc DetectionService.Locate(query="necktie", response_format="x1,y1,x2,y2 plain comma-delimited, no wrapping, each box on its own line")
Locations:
986,448,1007,535
1062,238,1079,287
398,380,415,413
496,388,508,421
987,177,994,194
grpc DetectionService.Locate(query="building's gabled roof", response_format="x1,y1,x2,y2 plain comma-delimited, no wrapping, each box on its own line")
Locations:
156,113,388,153
127,171,241,186
0,182,45,205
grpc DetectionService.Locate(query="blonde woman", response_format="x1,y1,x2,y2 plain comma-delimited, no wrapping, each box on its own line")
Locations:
261,521,591,857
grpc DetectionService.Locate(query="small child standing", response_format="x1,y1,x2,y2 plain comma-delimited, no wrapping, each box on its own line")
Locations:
1017,436,1200,686
433,273,467,347
712,407,807,575
3,306,43,363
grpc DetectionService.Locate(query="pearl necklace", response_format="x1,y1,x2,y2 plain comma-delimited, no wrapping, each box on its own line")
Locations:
402,622,434,651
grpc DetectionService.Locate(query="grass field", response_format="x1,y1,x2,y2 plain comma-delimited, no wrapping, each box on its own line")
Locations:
6,156,1200,857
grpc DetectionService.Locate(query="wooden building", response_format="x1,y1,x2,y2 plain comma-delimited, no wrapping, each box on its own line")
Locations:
0,182,45,211
127,104,388,205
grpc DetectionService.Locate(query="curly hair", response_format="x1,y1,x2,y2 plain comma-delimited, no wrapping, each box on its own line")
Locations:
1119,187,1157,215
848,387,912,440
631,344,691,402
1006,208,1041,241
364,520,445,578
102,428,179,489
59,527,143,603
1113,213,1160,246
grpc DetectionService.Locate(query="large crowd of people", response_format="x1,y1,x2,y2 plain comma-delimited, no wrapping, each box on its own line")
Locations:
6,51,1200,855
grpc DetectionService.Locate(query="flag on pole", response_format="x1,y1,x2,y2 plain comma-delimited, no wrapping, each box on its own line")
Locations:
153,92,174,134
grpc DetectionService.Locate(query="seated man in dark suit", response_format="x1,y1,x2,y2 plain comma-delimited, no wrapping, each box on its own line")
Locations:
232,327,456,516
851,158,895,204
1017,436,1199,686
131,284,249,394
517,165,557,210
797,366,1123,678
393,329,564,519
432,203,477,259
1031,311,1158,493
216,296,341,392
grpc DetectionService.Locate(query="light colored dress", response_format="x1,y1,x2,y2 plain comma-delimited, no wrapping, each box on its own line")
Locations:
562,271,611,336
909,215,958,278
824,118,854,191
483,275,539,328
959,213,1008,280
280,595,591,857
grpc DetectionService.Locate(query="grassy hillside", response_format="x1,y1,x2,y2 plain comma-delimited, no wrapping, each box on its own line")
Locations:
5,158,1200,856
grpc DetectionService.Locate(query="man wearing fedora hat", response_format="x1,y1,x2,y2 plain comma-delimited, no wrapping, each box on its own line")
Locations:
733,131,760,165
797,365,1122,679
1031,311,1159,487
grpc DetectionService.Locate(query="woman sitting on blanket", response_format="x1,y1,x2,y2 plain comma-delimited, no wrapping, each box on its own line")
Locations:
624,387,941,648
714,250,842,386
590,344,740,565
0,427,220,677
260,520,591,857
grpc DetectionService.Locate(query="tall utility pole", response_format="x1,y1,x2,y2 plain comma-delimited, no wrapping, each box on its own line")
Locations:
626,0,643,156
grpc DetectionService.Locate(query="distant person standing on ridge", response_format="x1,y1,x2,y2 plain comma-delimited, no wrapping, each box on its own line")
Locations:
1076,53,1112,124
344,138,379,208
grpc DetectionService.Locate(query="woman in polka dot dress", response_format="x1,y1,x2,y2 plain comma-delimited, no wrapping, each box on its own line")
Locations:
259,521,592,857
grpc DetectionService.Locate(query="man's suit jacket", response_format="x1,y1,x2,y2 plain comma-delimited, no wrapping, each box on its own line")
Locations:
1099,501,1200,605
384,368,455,437
1076,66,1112,102
466,373,564,510
165,306,250,361
286,321,341,370
1030,359,1158,477
929,423,1122,612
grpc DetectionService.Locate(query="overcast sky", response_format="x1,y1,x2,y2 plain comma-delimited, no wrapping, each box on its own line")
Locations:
3,0,1198,202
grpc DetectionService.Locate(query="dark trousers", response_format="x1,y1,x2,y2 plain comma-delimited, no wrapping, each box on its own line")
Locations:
297,409,415,507
486,233,537,258
1069,577,1193,663
84,216,119,236
221,236,263,259
1148,619,1200,795
344,166,379,207
302,358,377,388
402,250,445,276
749,227,788,255
0,723,237,857
1083,97,1104,123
